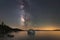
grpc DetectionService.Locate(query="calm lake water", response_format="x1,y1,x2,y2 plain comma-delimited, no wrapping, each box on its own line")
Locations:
1,31,60,40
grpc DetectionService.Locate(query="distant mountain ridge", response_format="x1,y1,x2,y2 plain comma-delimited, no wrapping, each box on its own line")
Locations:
53,29,60,31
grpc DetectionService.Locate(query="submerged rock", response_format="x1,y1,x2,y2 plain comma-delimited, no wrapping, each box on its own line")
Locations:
7,34,14,37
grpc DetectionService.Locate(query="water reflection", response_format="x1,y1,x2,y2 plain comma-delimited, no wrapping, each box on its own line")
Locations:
0,31,60,40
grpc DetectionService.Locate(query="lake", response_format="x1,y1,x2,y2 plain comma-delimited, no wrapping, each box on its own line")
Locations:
1,31,60,40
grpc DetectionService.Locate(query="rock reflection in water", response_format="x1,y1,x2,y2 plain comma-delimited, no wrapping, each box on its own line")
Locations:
27,34,35,40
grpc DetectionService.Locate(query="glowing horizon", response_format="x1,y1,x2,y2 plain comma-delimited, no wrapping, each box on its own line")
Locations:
12,25,59,30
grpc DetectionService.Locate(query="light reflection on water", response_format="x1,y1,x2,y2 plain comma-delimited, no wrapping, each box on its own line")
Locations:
1,31,60,40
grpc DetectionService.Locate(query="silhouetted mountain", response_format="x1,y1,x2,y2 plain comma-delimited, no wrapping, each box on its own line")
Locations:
0,24,12,34
0,22,23,34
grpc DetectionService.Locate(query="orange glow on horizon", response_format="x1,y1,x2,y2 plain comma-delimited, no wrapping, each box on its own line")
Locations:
15,25,59,30
31,25,58,30
39,27,56,30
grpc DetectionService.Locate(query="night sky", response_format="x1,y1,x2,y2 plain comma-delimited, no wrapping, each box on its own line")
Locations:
0,0,60,28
